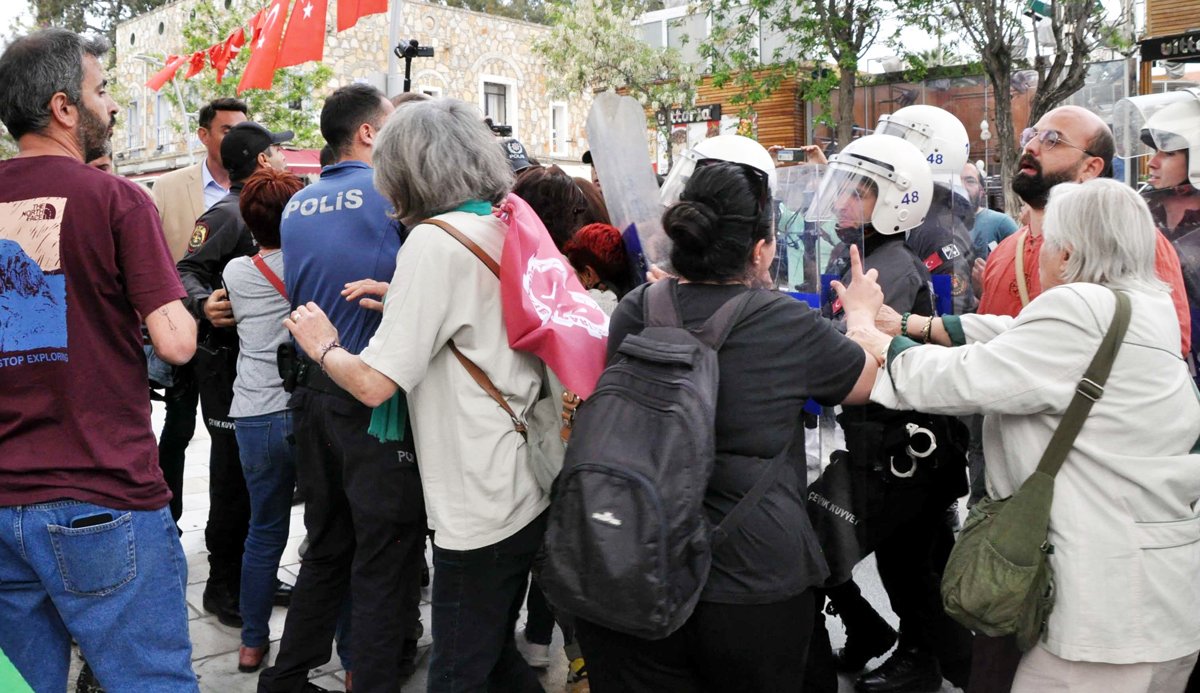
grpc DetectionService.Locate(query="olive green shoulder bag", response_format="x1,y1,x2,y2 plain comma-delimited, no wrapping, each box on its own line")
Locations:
941,289,1131,651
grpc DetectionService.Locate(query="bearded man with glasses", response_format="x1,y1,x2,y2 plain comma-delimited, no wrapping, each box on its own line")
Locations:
977,106,1189,355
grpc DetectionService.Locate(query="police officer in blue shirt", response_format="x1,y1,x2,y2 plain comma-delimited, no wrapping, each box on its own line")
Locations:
259,85,428,693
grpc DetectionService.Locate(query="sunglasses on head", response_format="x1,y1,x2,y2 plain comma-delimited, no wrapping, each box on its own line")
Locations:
696,158,771,214
1019,128,1097,157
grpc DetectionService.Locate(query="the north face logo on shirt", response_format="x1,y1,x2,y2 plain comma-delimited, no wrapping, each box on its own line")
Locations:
21,203,57,221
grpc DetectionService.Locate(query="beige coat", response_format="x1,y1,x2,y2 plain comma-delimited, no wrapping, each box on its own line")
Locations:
873,283,1200,664
151,163,204,262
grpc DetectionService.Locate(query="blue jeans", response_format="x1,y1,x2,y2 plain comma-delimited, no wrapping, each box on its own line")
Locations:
0,500,196,692
235,410,298,648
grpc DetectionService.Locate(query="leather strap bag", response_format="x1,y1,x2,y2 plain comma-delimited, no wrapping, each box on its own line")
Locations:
426,217,567,492
940,289,1131,651
1013,231,1031,308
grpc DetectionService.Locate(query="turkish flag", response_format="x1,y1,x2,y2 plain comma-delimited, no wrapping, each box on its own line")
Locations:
497,193,609,399
337,0,386,31
276,0,327,68
247,8,266,45
146,54,189,91
238,0,289,93
184,50,207,79
209,27,244,84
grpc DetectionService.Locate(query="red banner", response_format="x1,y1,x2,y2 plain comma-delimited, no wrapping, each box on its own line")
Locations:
146,54,189,91
497,194,609,399
238,0,289,93
337,0,386,32
276,0,327,69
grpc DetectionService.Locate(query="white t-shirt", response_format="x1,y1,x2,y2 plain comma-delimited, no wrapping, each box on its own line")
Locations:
360,211,549,550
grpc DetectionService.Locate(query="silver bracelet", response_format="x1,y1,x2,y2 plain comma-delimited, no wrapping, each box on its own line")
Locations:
319,341,345,371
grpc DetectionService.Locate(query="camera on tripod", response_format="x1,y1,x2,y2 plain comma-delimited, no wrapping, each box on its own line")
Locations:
395,39,434,92
395,39,434,60
484,118,513,137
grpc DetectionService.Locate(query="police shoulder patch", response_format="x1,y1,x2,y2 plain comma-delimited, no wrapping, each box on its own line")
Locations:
187,223,208,253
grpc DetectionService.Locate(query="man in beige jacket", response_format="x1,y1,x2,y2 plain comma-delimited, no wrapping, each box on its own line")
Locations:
149,97,247,525
153,98,248,262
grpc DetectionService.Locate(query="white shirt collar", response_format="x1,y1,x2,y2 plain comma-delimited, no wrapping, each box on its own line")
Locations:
200,159,227,191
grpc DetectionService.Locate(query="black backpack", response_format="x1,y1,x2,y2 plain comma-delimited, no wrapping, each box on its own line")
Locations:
538,279,785,640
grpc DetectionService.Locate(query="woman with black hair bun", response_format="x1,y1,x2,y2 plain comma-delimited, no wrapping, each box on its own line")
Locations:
572,161,881,691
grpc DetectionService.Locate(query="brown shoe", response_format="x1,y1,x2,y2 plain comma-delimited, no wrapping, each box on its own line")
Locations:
343,670,352,692
238,643,269,673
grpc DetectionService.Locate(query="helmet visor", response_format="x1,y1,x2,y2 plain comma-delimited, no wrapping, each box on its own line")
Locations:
877,114,931,152
658,149,699,207
1115,91,1195,158
805,167,877,233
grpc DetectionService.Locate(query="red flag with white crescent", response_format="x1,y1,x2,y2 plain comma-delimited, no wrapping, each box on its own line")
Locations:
209,27,245,84
238,0,288,93
276,0,327,69
497,193,609,399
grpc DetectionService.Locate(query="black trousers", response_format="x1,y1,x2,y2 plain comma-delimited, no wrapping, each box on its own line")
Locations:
259,388,426,693
875,499,974,688
575,589,816,693
196,350,250,593
158,364,198,524
427,512,547,693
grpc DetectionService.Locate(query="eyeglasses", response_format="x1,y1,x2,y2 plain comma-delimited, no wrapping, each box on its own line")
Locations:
1019,128,1097,157
696,158,772,214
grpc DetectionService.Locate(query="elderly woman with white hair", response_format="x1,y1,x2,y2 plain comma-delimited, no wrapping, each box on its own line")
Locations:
285,98,548,692
834,178,1200,692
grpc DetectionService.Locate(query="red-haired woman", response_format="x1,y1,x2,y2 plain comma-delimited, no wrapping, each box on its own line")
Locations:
563,222,637,314
225,168,306,673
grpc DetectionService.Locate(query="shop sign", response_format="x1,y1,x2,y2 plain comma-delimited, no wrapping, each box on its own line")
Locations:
656,103,723,126
1142,30,1200,62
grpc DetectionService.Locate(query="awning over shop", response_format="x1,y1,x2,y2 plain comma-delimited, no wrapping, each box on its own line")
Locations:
282,148,322,174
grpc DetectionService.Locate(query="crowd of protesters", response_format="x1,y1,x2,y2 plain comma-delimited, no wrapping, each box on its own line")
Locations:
2,24,1200,693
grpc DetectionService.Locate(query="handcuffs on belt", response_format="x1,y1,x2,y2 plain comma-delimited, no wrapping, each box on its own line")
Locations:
890,422,938,478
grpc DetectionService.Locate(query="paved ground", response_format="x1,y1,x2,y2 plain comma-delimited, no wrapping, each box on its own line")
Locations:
64,403,963,692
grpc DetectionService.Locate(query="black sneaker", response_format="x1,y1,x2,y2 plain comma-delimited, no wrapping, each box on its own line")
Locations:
854,647,942,693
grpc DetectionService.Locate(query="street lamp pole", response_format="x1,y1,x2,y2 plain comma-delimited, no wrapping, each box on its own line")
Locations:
132,53,197,165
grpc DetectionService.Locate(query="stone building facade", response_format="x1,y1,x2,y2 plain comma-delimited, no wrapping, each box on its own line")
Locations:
112,0,592,177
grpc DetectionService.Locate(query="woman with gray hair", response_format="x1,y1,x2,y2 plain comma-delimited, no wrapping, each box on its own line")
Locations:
834,177,1200,692
285,98,548,692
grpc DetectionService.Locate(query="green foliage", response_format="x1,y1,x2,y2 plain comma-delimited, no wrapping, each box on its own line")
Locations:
700,0,790,117
159,0,331,148
0,126,16,159
533,0,696,113
26,0,168,51
699,0,909,147
433,0,550,24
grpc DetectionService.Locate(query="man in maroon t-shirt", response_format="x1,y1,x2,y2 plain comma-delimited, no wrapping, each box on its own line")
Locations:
0,28,199,692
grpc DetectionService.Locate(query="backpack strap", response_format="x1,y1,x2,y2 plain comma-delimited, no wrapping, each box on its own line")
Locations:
696,289,778,350
646,283,794,547
1035,289,1130,478
644,278,683,328
711,448,788,548
645,280,782,351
